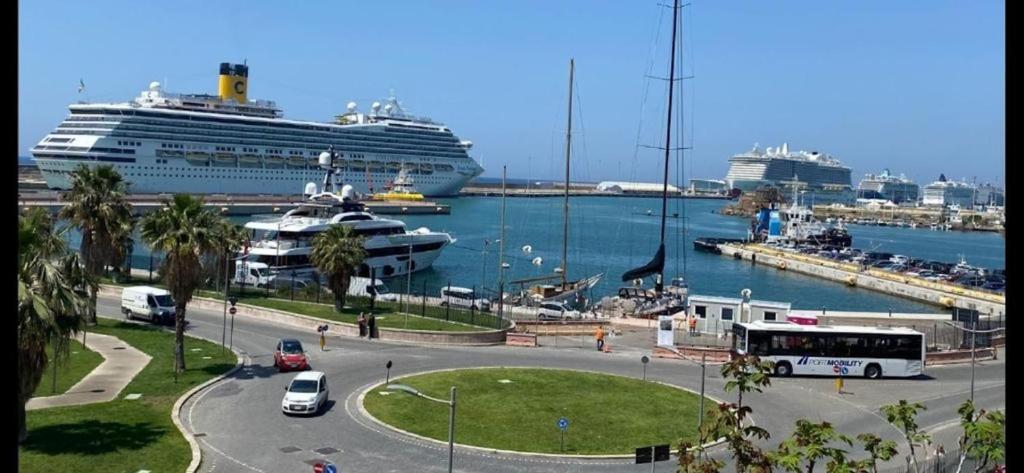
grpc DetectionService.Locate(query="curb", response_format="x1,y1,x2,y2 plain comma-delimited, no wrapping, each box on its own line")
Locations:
170,331,245,473
357,366,728,460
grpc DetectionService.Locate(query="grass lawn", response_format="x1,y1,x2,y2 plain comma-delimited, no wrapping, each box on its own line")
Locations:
31,339,104,398
363,367,716,455
19,318,237,473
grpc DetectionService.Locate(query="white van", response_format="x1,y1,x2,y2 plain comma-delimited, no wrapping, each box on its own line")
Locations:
348,277,398,302
439,286,490,311
121,286,176,324
233,261,274,288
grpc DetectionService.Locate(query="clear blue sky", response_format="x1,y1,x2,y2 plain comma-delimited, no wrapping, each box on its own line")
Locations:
19,1,1004,187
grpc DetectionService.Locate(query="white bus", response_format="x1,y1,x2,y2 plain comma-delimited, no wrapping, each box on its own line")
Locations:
731,321,925,379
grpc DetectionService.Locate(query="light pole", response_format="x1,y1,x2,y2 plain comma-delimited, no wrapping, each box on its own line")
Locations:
657,345,706,432
386,384,456,473
943,321,1005,402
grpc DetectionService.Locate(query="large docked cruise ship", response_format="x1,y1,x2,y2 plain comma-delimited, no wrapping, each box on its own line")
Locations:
857,169,920,204
31,63,484,196
724,143,854,205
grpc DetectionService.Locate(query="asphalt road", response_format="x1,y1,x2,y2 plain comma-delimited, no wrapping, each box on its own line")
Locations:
96,296,1004,473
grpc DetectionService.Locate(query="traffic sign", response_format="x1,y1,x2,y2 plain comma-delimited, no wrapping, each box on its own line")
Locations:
833,365,841,374
313,462,324,473
635,447,653,464
558,417,569,431
841,367,849,376
229,307,237,315
654,444,670,462
641,355,650,364
324,463,337,473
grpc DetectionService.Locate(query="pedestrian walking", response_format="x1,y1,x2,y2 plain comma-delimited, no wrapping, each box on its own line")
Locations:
688,316,697,336
594,325,605,351
357,312,367,338
368,313,378,339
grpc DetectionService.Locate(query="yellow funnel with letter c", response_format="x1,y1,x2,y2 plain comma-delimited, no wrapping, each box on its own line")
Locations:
218,62,248,104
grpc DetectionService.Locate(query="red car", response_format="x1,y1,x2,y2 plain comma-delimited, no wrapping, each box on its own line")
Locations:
274,339,310,372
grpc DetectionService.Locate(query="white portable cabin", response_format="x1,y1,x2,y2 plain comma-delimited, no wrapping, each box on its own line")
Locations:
681,294,792,335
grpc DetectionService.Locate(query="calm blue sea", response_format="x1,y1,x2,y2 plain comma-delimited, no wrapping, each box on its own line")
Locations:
61,196,1004,313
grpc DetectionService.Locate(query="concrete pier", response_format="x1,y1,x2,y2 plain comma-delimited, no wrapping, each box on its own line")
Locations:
718,242,1005,316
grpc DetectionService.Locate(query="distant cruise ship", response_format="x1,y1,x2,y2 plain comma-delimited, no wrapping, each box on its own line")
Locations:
31,63,484,196
724,143,854,205
857,169,919,204
922,174,976,209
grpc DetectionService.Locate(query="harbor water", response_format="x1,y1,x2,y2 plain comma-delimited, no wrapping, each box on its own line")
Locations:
63,197,1004,313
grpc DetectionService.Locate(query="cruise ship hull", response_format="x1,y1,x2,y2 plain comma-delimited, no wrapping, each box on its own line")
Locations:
35,158,478,197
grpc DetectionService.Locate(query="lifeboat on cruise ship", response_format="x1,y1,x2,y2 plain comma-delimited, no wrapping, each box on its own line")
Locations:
185,151,211,165
239,153,262,167
419,163,434,175
212,152,237,166
264,154,285,167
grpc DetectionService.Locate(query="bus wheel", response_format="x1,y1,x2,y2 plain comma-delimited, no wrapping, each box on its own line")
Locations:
774,362,792,377
864,364,882,379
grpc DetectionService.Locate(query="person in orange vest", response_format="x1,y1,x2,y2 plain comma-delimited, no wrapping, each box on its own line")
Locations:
594,325,605,351
688,316,697,336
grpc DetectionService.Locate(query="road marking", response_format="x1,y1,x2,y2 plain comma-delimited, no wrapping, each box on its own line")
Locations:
199,437,266,473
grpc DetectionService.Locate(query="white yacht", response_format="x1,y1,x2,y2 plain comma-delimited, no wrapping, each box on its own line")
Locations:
243,190,453,279
31,62,483,196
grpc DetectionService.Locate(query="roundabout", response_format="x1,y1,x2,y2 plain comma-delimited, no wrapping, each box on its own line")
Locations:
361,367,714,455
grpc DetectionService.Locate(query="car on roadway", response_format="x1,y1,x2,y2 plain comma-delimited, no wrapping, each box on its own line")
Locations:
274,338,310,372
537,302,582,320
281,371,329,416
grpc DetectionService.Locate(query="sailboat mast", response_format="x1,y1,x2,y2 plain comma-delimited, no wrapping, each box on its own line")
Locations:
498,165,507,317
656,0,680,293
562,58,574,288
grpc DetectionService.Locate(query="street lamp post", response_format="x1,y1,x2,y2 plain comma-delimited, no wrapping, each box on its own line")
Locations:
386,384,457,473
943,321,1005,402
657,345,706,432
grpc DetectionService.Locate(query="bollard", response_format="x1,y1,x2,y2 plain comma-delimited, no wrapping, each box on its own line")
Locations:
835,376,844,394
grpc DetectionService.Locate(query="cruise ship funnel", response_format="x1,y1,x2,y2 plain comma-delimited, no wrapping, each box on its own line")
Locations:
218,62,248,104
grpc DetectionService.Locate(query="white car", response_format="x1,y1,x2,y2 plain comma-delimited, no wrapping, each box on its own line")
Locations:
537,302,581,320
281,371,329,416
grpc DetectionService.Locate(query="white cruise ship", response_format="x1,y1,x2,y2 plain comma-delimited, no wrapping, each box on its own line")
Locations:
922,174,976,209
724,143,852,191
31,63,484,196
857,169,920,204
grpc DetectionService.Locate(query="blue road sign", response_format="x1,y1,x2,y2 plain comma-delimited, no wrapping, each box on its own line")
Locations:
558,417,569,431
324,463,337,473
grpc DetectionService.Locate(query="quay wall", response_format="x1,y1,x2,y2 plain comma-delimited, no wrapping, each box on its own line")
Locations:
718,243,1005,316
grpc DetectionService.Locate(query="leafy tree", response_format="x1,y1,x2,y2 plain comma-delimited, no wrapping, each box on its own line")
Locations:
954,400,1004,473
210,220,247,291
721,354,774,410
58,164,135,322
880,400,930,473
17,209,93,443
771,419,854,473
855,433,898,473
140,194,224,373
309,225,366,312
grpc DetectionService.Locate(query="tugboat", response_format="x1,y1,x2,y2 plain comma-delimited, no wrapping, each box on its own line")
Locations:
370,166,425,202
748,184,852,247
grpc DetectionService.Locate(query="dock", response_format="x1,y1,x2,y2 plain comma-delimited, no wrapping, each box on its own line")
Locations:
459,185,730,199
16,191,450,216
716,242,1005,316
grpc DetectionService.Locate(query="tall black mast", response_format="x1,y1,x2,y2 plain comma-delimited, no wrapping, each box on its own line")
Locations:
655,0,680,294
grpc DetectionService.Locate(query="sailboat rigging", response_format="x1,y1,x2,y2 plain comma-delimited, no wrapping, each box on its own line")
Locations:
622,0,683,297
507,59,603,308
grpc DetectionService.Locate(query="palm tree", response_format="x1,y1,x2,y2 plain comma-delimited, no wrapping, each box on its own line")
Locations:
140,194,223,373
58,164,135,323
309,226,366,312
212,221,248,292
18,209,92,443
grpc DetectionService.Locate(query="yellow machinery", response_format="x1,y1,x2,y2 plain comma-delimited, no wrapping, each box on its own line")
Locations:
218,63,248,104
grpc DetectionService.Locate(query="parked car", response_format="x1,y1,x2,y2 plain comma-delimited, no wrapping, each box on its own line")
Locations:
537,302,581,320
281,371,329,416
120,286,176,325
982,281,1005,291
268,274,317,291
890,255,909,265
274,338,310,372
439,286,490,311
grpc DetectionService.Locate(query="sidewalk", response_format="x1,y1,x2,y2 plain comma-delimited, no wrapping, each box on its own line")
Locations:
27,331,152,410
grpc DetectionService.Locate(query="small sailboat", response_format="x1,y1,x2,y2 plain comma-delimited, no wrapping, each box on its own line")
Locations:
508,59,603,308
